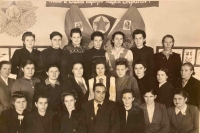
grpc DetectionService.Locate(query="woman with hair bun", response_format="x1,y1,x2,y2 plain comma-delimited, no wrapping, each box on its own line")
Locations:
167,89,199,133
176,62,200,109
53,90,86,133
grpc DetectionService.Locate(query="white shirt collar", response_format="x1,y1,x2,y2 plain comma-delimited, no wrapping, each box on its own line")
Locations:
1,76,8,85
94,100,103,108
96,75,106,80
159,81,167,88
175,104,187,115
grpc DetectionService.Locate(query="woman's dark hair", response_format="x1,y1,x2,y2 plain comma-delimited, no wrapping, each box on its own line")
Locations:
93,83,107,92
69,28,83,44
91,31,104,40
121,88,135,98
0,61,12,70
34,92,50,103
162,34,175,48
133,59,147,69
157,67,169,77
115,58,129,68
174,89,189,103
50,31,63,40
142,88,157,96
182,62,195,75
71,62,83,70
46,64,60,72
110,31,125,47
132,29,146,45
61,90,78,103
93,60,108,77
22,31,35,42
12,91,27,102
21,60,35,68
22,32,35,47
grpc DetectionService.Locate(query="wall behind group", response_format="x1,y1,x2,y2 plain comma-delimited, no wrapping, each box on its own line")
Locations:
1,0,200,79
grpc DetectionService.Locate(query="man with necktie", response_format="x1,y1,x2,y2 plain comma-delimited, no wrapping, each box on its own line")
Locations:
82,83,120,133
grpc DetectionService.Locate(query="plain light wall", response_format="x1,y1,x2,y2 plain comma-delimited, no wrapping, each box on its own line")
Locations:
1,1,200,79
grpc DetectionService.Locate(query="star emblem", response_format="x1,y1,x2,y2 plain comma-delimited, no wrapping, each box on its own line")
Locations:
0,1,37,37
93,16,109,32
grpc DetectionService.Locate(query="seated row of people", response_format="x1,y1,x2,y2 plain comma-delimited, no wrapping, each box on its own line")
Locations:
0,86,198,133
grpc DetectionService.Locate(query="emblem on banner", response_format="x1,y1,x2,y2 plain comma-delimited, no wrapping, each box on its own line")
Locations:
75,21,83,31
0,1,37,37
89,14,116,36
123,20,131,30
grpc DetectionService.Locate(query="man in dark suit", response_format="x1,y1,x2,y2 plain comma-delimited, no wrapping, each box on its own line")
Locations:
0,61,15,114
82,83,120,133
24,93,53,133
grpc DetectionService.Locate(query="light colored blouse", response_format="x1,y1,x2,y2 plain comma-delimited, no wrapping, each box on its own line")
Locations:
88,75,116,101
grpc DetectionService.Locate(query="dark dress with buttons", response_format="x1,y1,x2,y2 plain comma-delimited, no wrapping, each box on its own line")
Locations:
154,52,182,86
53,109,86,133
10,47,42,79
0,108,29,133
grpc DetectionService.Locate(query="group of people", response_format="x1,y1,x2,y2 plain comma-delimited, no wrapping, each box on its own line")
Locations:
0,28,199,133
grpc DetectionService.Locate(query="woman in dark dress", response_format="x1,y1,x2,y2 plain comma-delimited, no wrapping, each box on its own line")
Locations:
10,32,42,79
154,35,182,86
0,91,29,133
61,28,87,82
176,62,200,109
156,67,174,108
68,62,89,110
167,89,199,133
118,89,145,133
53,90,86,133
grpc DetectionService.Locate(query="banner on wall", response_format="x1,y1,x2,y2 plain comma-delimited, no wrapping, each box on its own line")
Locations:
46,1,159,8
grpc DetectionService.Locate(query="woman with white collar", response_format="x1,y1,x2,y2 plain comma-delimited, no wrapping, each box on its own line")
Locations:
88,60,115,101
167,89,199,133
105,31,133,77
68,62,89,110
155,67,174,108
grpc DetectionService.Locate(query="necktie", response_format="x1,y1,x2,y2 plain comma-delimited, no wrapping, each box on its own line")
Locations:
99,78,103,83
78,82,87,94
96,104,102,116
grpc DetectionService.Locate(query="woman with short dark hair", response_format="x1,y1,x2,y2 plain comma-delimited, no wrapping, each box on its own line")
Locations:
11,60,40,111
105,31,133,77
0,91,29,133
53,90,86,133
155,67,174,108
11,31,42,79
167,89,199,133
140,88,169,133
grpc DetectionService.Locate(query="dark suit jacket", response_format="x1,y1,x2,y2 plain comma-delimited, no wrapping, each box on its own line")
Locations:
176,76,200,109
118,104,145,133
0,77,15,114
24,110,53,133
82,100,120,133
167,105,199,133
68,77,89,110
0,108,29,133
53,109,86,133
154,52,182,86
155,82,175,108
140,102,169,133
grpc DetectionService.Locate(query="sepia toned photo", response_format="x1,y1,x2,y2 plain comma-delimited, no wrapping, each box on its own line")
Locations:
0,1,200,133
